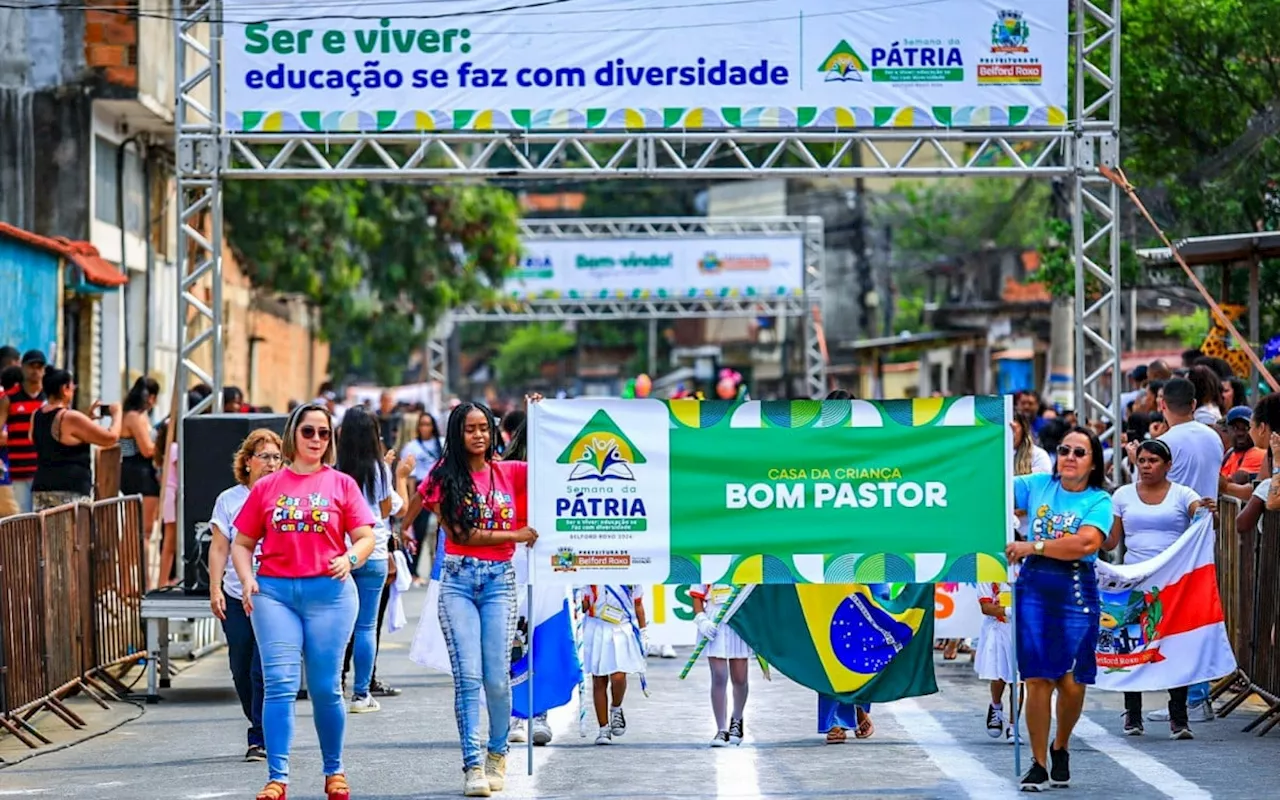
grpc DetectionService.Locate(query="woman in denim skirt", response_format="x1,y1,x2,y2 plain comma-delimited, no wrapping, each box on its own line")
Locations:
1005,426,1112,793
419,399,539,797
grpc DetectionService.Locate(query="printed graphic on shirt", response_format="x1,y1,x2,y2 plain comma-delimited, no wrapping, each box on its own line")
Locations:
272,492,333,534
1030,504,1082,542
463,488,516,531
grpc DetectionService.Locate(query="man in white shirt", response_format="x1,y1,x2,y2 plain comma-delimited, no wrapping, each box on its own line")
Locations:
1155,377,1224,724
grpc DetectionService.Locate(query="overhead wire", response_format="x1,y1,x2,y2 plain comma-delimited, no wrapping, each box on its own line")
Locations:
0,0,950,29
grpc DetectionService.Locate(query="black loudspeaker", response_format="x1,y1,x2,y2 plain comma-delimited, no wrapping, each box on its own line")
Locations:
182,414,287,594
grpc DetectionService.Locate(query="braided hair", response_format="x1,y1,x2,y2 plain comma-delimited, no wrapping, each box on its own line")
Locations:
428,401,498,543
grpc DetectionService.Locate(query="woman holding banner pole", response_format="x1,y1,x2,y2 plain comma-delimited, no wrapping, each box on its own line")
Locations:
1005,427,1112,792
819,390,874,744
420,398,539,798
1106,439,1214,739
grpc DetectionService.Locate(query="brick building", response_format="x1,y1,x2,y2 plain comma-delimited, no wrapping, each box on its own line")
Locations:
0,1,326,415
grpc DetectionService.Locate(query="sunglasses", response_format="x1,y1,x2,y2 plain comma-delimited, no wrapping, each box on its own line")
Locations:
1056,445,1089,459
299,425,331,441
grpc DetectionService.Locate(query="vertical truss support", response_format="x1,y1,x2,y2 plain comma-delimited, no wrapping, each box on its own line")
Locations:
426,315,452,406
174,0,224,580
1071,0,1123,482
802,217,827,399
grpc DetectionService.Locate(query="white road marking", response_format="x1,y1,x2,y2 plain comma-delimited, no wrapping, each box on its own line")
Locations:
0,791,49,796
1072,715,1213,799
882,697,1020,800
714,742,762,799
184,793,237,799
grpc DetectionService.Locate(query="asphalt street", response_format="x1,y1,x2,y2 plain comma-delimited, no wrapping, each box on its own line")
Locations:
3,589,1278,799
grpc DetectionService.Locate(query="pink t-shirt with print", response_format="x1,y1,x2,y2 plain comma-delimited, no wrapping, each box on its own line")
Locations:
233,465,375,579
420,460,527,562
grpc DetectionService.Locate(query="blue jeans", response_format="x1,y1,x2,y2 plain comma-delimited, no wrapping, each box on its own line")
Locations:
439,555,516,771
348,558,389,698
1189,681,1211,707
252,575,358,783
220,598,264,747
11,479,32,514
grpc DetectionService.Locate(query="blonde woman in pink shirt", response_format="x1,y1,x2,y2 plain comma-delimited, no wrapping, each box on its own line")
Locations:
232,402,376,800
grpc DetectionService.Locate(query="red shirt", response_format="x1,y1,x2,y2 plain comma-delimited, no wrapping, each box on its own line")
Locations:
233,465,375,579
420,460,527,562
6,388,44,481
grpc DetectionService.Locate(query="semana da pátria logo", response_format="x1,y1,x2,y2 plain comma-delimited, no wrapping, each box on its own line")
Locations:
557,409,647,482
819,40,868,82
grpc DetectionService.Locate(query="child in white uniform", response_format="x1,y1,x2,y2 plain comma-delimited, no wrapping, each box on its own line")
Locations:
692,584,751,746
975,580,1020,742
580,585,648,745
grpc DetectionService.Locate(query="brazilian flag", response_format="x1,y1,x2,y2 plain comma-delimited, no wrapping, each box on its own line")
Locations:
728,584,937,704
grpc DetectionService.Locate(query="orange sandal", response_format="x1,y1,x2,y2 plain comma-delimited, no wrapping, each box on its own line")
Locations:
855,710,876,740
325,774,350,800
825,726,847,744
255,782,286,800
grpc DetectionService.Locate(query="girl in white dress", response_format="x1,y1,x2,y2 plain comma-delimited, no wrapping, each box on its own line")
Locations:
580,585,648,745
692,584,751,746
975,580,1020,742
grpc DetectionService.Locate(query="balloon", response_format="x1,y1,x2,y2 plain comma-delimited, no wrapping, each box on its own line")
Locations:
621,379,636,399
716,377,737,399
635,374,652,398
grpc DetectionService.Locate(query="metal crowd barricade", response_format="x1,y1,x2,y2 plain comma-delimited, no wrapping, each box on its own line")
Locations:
1242,512,1280,734
0,497,148,749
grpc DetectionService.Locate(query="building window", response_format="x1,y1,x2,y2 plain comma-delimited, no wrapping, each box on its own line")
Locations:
94,136,144,235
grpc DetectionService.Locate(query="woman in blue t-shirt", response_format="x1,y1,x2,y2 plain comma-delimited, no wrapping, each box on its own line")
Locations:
1006,427,1113,792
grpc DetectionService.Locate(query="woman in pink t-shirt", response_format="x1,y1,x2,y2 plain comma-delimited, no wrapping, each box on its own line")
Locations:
420,400,538,797
232,403,376,800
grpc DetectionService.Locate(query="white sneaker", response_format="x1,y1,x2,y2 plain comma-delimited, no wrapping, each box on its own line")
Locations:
1191,702,1216,722
508,717,527,743
710,731,730,747
463,765,491,797
595,725,613,745
1005,725,1016,744
660,644,677,659
609,706,627,737
532,715,553,746
348,694,381,714
1146,708,1171,722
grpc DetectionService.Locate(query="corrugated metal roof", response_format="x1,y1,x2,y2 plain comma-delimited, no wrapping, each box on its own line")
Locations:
1136,231,1280,268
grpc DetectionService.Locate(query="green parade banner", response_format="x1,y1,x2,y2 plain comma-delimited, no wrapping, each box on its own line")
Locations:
529,397,1012,586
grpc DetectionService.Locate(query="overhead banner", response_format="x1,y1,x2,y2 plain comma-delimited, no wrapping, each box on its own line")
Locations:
222,0,1069,133
528,398,1012,586
510,235,804,300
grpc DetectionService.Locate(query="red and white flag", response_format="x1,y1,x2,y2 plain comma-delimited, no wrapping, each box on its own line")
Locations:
1094,513,1237,692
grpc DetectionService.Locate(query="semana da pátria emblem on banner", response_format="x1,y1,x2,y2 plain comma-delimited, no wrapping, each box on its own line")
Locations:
531,397,1011,586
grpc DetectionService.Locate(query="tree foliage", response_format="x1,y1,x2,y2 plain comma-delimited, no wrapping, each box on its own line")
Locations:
1164,309,1211,349
223,181,521,384
1121,0,1280,333
491,322,576,386
871,178,1053,267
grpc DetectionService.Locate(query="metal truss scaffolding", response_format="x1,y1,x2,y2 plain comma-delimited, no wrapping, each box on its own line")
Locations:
427,216,827,399
172,0,1124,577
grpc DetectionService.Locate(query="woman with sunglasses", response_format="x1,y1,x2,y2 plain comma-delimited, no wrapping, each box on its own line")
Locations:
1106,439,1214,738
1004,427,1112,792
208,428,284,763
231,403,376,800
420,399,539,797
